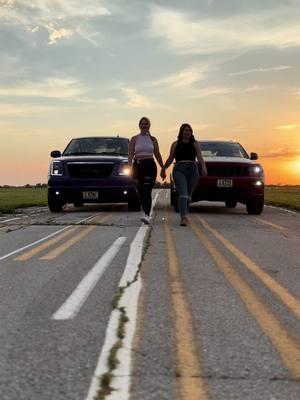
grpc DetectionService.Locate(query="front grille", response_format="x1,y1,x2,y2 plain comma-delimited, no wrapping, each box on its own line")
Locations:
206,164,248,177
67,163,114,178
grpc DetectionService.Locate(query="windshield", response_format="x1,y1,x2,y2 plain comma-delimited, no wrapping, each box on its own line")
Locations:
199,141,249,158
63,137,129,156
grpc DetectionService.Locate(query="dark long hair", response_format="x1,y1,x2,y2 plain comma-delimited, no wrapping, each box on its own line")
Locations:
177,123,196,143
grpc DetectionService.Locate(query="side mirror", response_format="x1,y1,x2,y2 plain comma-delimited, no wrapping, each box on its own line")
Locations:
250,152,258,160
50,150,61,158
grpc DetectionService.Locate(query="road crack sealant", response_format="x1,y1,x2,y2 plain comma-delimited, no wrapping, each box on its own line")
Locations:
93,226,152,400
86,194,159,400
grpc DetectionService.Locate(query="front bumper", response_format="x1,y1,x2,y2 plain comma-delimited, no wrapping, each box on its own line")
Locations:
191,177,264,203
48,177,137,204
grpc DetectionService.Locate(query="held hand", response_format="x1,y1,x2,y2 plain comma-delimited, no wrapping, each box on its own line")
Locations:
160,168,166,180
202,166,208,177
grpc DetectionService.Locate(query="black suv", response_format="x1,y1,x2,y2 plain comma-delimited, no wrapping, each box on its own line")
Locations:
48,136,140,212
171,140,264,214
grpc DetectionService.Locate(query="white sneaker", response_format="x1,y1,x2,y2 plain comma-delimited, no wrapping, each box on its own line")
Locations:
141,214,150,224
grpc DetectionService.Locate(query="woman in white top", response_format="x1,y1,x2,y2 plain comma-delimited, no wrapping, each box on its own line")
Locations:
128,117,165,224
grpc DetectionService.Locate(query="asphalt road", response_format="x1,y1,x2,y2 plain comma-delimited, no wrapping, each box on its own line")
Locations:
0,190,299,400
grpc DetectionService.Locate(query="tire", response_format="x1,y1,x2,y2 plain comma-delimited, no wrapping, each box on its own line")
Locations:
225,199,238,208
48,198,64,212
246,196,264,215
128,195,141,212
48,191,64,212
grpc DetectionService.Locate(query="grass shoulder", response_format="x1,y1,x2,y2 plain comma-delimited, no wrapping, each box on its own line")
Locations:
0,187,48,213
264,185,300,212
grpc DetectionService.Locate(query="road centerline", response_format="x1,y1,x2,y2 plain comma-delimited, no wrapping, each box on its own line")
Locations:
190,220,300,381
196,216,300,318
165,215,209,400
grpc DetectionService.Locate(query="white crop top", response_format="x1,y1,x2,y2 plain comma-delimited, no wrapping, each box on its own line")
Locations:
134,134,154,158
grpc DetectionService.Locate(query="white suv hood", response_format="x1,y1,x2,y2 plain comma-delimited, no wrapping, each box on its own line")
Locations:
203,156,254,164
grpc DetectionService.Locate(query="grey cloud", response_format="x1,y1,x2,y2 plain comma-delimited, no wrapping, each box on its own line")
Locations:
261,147,300,159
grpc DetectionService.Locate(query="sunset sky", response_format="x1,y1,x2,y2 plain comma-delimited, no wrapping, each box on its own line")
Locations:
0,0,300,186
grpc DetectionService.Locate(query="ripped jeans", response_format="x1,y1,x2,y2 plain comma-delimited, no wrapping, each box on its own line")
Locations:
132,159,157,216
172,162,199,218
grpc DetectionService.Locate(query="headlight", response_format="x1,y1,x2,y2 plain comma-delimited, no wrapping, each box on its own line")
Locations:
249,165,263,176
50,161,63,176
118,163,131,176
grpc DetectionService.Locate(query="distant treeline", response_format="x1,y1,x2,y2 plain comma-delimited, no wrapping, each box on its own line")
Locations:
0,183,48,188
1,183,298,189
0,182,171,188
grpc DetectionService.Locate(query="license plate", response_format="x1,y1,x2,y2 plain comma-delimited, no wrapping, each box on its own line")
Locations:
217,179,233,188
83,191,98,200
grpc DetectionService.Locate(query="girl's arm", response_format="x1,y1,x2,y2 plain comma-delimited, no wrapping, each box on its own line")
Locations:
128,136,136,166
152,137,164,169
164,141,177,170
194,142,208,176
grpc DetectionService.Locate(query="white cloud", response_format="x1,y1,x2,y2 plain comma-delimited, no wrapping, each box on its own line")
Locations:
244,85,264,92
0,0,111,45
193,86,233,97
148,65,208,89
121,87,169,109
0,78,84,98
276,124,300,130
230,66,290,76
149,6,300,55
46,23,74,45
0,103,58,116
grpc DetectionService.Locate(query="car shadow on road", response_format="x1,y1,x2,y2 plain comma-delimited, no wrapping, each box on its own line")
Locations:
63,203,129,213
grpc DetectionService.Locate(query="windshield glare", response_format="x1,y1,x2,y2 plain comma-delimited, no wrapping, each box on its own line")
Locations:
63,138,129,156
199,141,248,158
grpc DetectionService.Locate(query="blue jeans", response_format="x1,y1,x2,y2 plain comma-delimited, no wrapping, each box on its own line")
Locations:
173,162,199,217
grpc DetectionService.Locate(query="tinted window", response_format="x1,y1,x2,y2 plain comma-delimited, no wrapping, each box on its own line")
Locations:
63,138,129,156
199,141,248,158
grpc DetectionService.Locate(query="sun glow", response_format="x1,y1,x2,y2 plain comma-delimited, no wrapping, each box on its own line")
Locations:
289,159,300,172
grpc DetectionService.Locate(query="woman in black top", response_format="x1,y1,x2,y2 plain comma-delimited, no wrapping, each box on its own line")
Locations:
162,123,207,226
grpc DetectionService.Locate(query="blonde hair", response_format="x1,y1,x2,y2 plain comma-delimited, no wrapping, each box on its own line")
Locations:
139,116,151,128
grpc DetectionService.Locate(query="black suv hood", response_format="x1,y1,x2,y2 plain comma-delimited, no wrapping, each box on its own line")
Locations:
56,155,128,162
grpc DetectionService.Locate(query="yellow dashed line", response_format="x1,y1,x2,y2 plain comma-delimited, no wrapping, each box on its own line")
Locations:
164,217,210,400
255,217,286,231
40,214,112,260
14,226,78,261
191,220,300,381
196,216,300,319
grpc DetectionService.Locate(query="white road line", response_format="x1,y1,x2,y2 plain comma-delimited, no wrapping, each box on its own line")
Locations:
85,192,159,400
265,205,298,215
52,236,127,320
0,213,100,261
1,217,22,223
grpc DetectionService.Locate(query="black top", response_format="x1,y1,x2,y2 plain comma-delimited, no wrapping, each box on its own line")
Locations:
175,141,196,162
